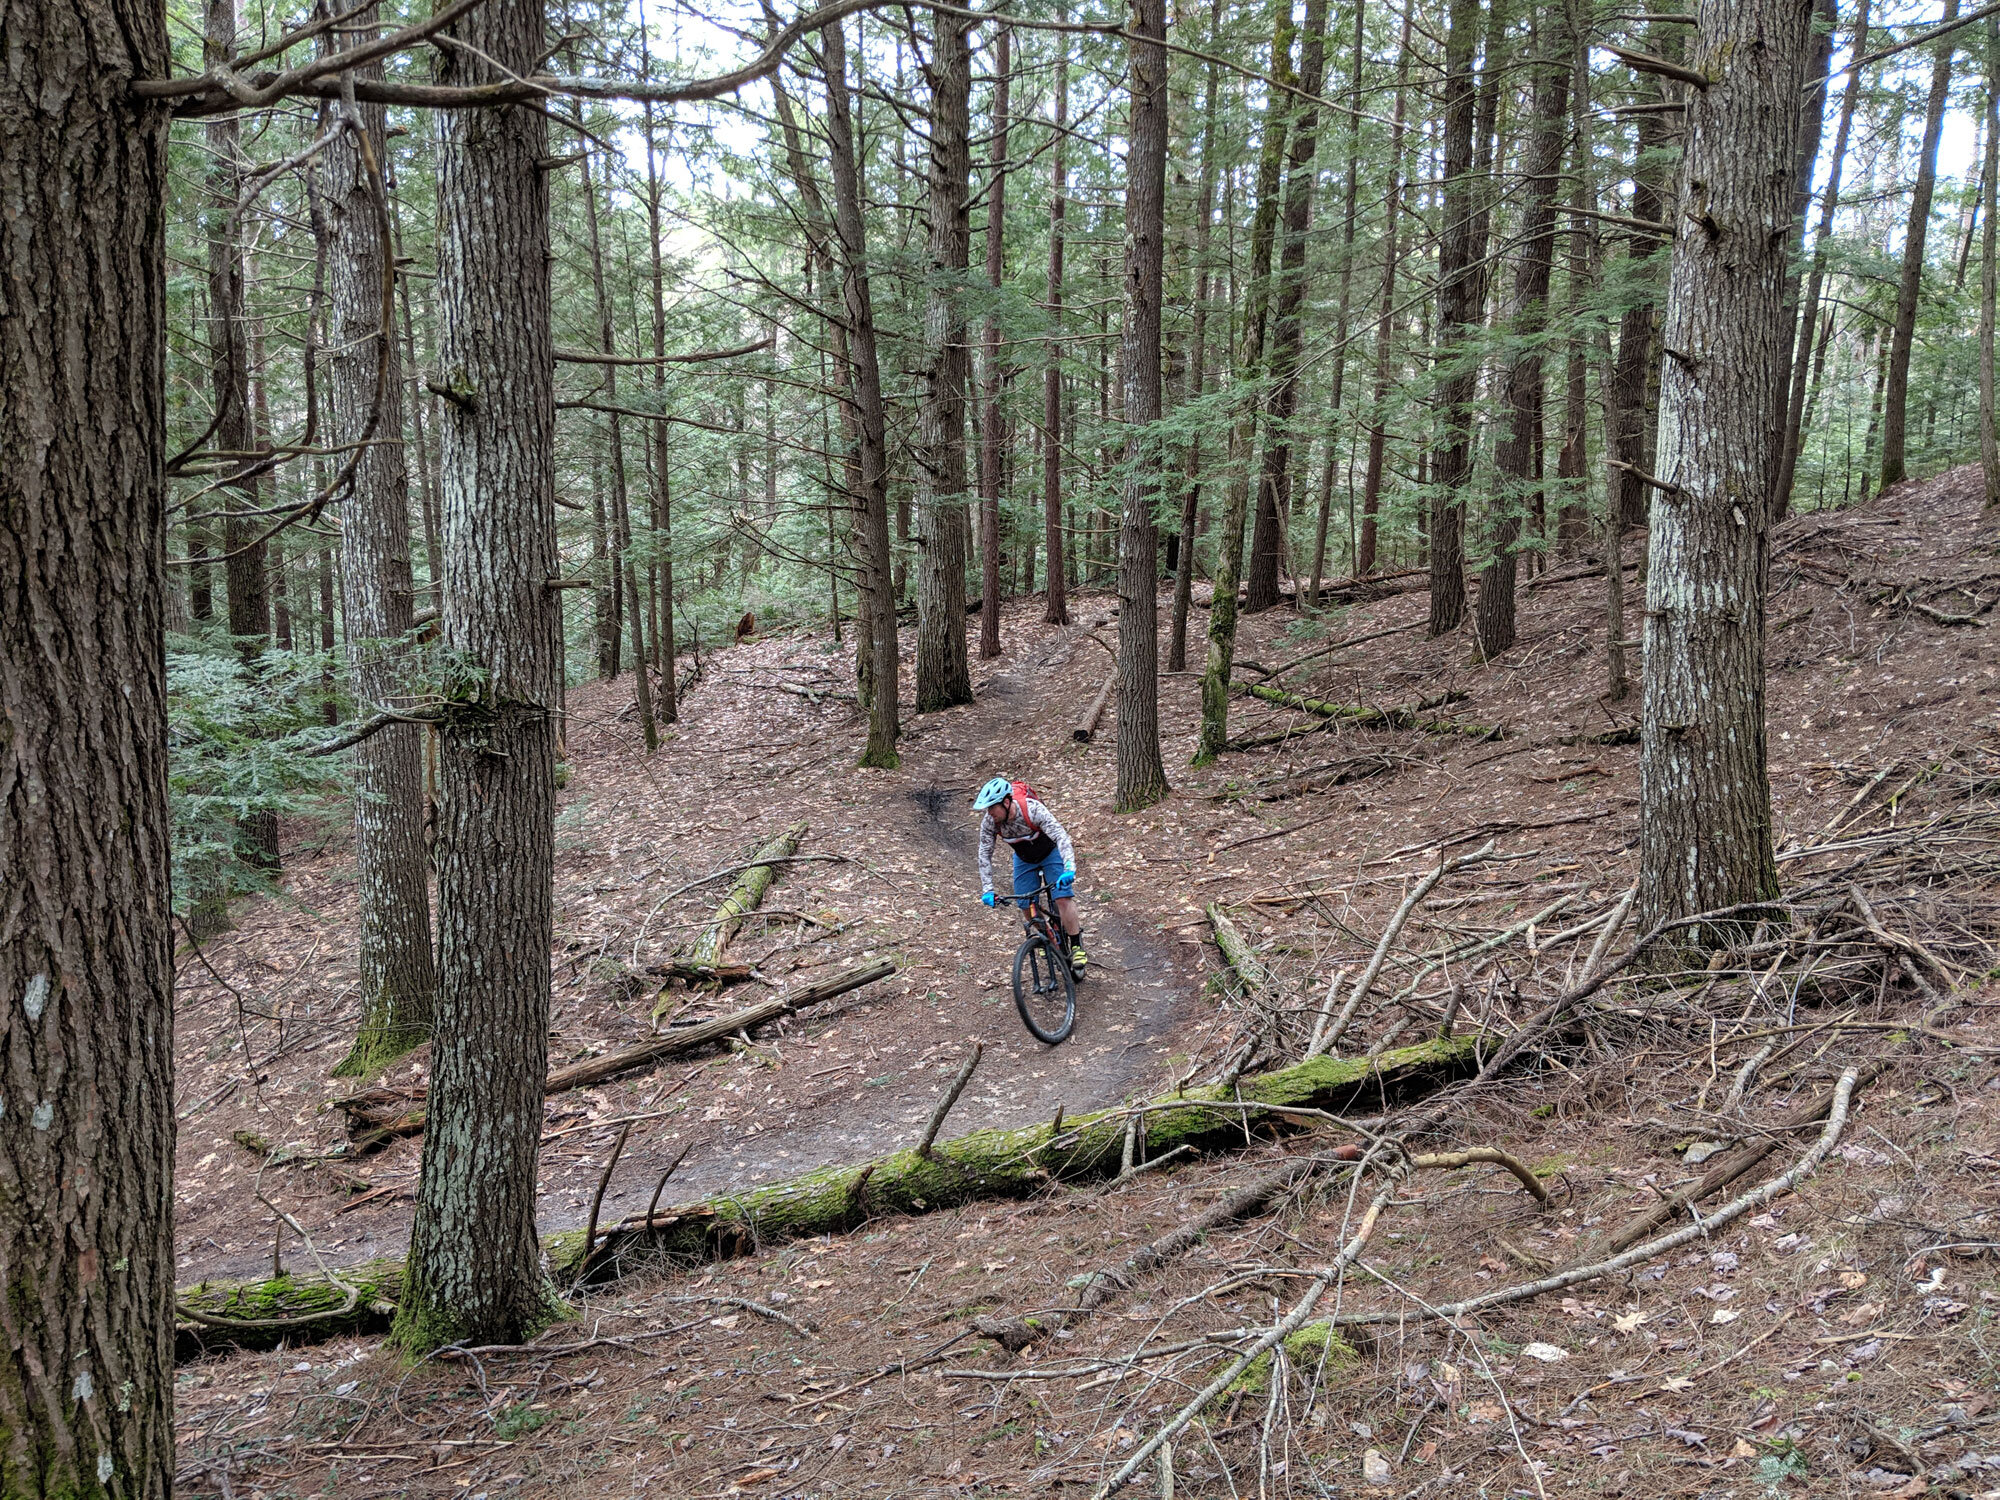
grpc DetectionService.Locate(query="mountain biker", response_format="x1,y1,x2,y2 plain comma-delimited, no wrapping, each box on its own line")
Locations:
972,776,1088,979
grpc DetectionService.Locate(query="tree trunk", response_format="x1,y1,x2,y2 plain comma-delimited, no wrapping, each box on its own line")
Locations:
590,463,618,678
1359,15,1414,579
1983,19,1999,507
1245,0,1331,616
1169,2,1224,674
979,25,1010,659
914,6,975,713
638,69,678,722
581,149,658,750
1637,0,1809,951
323,15,438,1077
1427,0,1481,636
1767,0,1841,520
1,0,176,1483
206,0,279,880
1116,0,1172,811
1196,0,1297,762
1042,7,1070,625
393,199,444,608
1609,87,1674,533
1555,22,1592,565
1880,0,1958,490
1309,0,1368,608
914,13,973,687
824,15,901,767
1475,4,1570,659
394,0,560,1353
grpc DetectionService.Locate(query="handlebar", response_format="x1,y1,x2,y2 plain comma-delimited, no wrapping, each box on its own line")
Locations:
992,878,1060,908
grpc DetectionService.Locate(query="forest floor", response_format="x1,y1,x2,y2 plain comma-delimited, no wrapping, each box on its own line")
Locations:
174,466,2000,1499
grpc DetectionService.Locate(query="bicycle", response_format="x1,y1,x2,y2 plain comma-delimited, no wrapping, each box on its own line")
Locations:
995,877,1078,1044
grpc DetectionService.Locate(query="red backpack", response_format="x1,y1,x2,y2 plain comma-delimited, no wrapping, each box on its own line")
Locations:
1009,780,1043,816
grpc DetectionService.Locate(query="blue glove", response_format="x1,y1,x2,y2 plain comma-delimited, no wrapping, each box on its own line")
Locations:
1055,867,1075,897
982,890,997,907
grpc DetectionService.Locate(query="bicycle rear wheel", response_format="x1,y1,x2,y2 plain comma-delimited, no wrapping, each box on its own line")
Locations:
1012,933,1077,1044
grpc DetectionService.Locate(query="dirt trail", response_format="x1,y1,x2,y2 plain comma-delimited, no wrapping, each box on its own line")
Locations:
534,644,1204,1239
175,620,1207,1285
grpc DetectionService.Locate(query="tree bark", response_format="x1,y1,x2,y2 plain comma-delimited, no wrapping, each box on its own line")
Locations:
914,6,976,713
1475,5,1571,659
394,0,560,1352
322,14,438,1077
1637,0,1809,951
1,0,176,1485
1116,0,1172,811
824,16,901,767
1359,14,1414,579
1427,0,1482,636
1195,0,1297,763
1245,0,1331,616
979,25,1010,660
1879,0,1958,490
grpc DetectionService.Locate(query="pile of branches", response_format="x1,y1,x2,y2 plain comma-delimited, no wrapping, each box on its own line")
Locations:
1010,747,2000,1492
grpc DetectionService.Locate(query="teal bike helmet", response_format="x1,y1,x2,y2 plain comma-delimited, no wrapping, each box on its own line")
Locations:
972,776,1014,811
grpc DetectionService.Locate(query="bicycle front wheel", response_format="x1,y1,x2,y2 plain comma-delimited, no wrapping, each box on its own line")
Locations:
1012,933,1077,1044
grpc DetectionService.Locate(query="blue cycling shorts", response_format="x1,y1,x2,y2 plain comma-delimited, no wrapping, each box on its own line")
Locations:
1013,846,1068,902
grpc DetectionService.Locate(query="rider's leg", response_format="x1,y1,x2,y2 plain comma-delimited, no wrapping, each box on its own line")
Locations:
1012,853,1039,929
1054,895,1081,936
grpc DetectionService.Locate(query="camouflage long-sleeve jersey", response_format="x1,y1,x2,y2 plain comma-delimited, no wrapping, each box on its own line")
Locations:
977,793,1076,895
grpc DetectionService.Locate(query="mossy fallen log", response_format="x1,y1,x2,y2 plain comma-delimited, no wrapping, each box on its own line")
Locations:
570,1034,1475,1279
1233,682,1503,741
680,819,808,978
1205,903,1270,997
179,1036,1476,1360
176,1261,404,1361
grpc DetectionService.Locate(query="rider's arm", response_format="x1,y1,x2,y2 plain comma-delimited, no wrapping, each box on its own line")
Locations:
1026,798,1076,871
977,815,997,895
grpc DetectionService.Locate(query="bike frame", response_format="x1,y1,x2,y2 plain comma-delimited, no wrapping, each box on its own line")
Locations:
998,877,1067,952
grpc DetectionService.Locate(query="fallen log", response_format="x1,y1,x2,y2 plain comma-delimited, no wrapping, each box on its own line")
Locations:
333,960,897,1143
680,819,808,979
177,1261,403,1362
1234,682,1503,740
1205,903,1270,997
1191,569,1427,610
192,1035,1477,1358
1072,671,1115,742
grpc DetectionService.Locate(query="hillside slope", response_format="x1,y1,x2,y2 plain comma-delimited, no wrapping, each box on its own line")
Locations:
171,468,2000,1498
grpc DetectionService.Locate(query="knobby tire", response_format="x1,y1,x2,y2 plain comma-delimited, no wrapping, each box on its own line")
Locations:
1012,932,1077,1045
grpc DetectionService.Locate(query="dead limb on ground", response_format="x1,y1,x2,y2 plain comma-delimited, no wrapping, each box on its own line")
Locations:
1224,682,1502,752
332,959,895,1148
